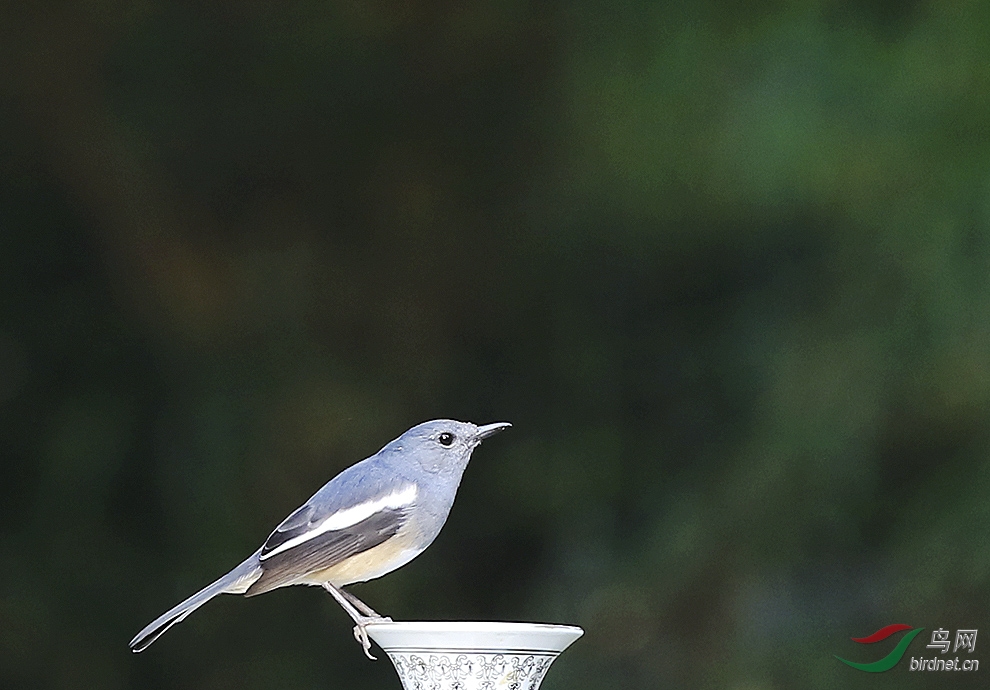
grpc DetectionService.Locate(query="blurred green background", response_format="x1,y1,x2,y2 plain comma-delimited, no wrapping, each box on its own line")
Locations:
1,1,988,688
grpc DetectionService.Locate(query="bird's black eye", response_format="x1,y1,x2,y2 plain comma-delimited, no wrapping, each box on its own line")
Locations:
438,432,454,446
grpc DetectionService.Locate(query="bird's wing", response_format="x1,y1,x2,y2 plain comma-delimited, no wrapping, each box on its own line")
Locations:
247,464,417,594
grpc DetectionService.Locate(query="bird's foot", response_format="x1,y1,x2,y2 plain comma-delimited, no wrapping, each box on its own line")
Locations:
352,615,392,660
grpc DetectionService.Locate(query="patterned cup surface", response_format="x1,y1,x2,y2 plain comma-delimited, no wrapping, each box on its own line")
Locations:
366,622,583,690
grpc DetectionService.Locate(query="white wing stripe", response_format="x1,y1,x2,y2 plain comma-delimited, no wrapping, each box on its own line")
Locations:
259,484,417,561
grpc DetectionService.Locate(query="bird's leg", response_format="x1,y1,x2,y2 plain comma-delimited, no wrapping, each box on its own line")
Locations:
340,588,390,620
322,583,387,660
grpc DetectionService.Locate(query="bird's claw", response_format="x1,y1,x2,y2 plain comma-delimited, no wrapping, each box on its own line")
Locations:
353,616,392,660
353,623,376,660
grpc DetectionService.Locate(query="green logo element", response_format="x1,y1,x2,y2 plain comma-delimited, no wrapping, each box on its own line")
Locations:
835,625,924,672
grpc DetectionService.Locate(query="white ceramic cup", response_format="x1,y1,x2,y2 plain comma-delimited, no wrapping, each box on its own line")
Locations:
365,621,584,690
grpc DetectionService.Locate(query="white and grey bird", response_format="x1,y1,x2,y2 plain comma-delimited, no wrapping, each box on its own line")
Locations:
129,419,511,658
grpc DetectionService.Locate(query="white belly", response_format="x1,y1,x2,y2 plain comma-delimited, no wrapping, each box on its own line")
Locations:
301,523,427,586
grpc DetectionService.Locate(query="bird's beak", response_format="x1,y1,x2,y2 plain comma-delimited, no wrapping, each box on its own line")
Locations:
475,422,512,440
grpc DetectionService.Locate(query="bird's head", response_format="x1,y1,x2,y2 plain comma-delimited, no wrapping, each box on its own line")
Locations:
385,419,511,475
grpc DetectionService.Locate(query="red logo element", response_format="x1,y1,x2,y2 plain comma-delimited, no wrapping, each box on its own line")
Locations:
851,624,914,644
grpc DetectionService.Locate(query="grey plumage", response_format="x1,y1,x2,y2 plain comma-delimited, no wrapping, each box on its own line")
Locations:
129,553,262,652
129,419,510,654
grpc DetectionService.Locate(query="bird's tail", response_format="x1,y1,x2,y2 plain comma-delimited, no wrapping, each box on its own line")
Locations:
129,553,262,653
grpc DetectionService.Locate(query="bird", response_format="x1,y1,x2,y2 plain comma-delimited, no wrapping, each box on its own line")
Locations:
129,419,511,658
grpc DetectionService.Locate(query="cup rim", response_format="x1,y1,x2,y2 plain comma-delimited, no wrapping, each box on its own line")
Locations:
365,621,584,634
364,620,584,654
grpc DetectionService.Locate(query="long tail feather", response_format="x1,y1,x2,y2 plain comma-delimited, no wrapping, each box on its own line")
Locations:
129,555,261,653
